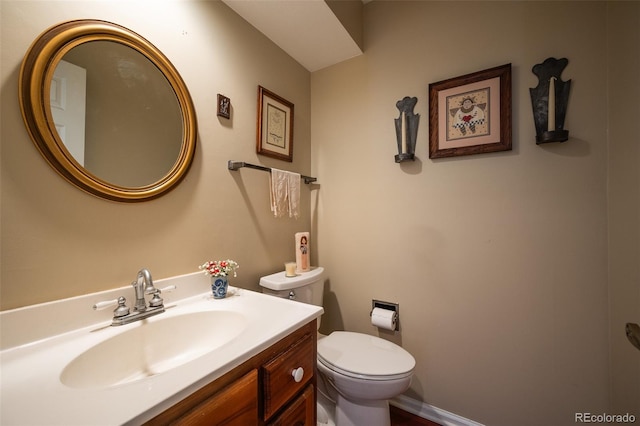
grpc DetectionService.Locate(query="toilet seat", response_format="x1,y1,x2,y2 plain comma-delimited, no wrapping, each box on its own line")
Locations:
317,331,415,381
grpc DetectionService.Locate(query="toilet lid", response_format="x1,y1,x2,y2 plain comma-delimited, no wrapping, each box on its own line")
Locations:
317,331,415,379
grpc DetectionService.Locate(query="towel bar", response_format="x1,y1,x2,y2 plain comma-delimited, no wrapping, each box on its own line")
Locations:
228,161,317,184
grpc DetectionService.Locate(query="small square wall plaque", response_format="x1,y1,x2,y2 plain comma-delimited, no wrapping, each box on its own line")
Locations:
217,94,231,119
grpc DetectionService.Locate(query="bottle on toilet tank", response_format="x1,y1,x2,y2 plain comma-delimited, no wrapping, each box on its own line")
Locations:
295,232,310,273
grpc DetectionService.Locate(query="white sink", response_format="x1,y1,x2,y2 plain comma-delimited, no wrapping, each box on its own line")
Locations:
1,272,323,426
60,310,247,389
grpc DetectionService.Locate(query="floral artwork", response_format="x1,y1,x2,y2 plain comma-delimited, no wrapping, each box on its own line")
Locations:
257,86,294,162
266,103,286,149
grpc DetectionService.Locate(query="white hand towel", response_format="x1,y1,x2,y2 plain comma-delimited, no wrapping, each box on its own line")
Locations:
270,168,300,218
287,171,300,219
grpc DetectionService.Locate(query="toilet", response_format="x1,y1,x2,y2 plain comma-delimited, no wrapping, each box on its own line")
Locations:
259,267,415,426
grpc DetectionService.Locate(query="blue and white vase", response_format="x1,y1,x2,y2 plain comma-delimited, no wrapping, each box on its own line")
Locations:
211,276,229,299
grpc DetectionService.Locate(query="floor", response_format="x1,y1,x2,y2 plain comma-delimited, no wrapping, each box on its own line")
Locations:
390,406,442,426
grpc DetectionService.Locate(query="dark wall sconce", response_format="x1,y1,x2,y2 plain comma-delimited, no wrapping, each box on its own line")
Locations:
395,96,419,162
530,57,571,144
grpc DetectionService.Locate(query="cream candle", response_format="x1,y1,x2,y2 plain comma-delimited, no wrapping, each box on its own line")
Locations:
285,262,296,277
401,112,407,153
547,76,556,131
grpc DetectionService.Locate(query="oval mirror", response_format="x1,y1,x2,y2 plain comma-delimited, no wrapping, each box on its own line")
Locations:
19,20,197,202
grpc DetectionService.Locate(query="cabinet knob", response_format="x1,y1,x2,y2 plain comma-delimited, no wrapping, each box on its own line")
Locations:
291,367,304,383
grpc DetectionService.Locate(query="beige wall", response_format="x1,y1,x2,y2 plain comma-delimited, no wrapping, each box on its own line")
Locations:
312,1,637,425
607,1,640,418
1,1,313,309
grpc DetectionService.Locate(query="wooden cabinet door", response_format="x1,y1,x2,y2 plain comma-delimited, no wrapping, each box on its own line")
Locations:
262,333,314,420
175,369,258,426
268,384,315,426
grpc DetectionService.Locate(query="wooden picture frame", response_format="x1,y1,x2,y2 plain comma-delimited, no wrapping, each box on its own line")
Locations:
257,86,294,162
217,94,230,119
429,64,511,159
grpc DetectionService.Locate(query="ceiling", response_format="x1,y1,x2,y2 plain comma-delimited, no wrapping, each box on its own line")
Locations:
222,0,363,72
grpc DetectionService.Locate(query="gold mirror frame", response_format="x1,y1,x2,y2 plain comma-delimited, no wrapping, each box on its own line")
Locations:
19,19,197,202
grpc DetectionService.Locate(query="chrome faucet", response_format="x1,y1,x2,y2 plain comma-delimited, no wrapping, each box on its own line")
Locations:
93,268,175,326
132,268,157,313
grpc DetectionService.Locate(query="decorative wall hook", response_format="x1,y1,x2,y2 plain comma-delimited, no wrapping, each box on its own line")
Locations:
530,57,571,144
394,96,419,162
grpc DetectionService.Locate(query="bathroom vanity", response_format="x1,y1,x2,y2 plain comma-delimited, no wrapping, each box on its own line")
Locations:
145,319,316,425
0,272,323,425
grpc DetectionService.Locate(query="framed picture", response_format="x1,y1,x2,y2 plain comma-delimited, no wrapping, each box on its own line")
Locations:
429,63,511,159
257,86,294,162
217,94,230,119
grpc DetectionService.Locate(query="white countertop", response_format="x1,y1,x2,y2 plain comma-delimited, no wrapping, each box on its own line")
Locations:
0,271,323,425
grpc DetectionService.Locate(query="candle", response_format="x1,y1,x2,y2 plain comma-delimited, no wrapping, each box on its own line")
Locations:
401,112,407,153
285,262,296,277
547,76,556,132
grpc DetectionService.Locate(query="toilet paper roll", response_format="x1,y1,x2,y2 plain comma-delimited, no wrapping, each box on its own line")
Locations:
371,307,397,331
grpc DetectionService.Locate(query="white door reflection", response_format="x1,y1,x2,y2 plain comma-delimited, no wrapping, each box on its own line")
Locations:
51,60,86,166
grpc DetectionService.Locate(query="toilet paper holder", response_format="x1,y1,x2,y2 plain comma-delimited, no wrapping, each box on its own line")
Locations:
371,299,399,331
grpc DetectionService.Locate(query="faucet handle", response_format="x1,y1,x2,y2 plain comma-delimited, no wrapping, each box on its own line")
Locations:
113,297,130,317
94,297,130,318
148,285,177,308
149,290,164,308
93,298,118,310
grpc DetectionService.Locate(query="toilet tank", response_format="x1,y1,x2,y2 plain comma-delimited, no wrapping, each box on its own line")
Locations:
259,266,325,308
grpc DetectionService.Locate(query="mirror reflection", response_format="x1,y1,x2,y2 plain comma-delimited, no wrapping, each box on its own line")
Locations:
52,41,182,188
19,19,197,202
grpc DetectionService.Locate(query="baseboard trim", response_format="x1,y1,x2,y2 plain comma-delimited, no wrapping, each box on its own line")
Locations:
390,394,485,426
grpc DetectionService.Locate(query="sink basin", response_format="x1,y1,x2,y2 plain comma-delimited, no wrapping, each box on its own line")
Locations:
60,310,247,389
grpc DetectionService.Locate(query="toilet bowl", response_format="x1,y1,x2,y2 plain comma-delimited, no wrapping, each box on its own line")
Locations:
259,267,416,426
317,331,414,426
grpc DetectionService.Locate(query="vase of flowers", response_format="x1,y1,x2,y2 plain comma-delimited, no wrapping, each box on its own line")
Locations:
199,260,239,299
